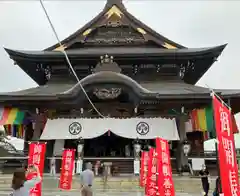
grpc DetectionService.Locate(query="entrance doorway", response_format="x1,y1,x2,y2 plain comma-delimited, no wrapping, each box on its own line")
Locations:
84,132,134,157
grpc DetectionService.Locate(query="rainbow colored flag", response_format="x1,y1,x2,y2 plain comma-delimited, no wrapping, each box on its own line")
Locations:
4,124,24,138
190,105,239,139
190,106,213,139
0,107,25,125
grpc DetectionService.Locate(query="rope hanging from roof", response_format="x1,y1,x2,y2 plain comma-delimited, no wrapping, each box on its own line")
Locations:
39,0,106,118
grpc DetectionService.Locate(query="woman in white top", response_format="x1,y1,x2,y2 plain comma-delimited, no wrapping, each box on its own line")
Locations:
11,165,42,196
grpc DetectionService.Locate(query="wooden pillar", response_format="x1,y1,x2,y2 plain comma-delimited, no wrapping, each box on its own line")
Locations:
53,140,65,156
32,121,42,140
31,113,53,172
176,116,188,172
22,123,33,167
32,113,46,140
23,123,34,155
78,109,85,159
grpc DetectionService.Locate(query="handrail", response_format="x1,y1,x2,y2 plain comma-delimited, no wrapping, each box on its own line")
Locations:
0,156,217,160
84,157,135,160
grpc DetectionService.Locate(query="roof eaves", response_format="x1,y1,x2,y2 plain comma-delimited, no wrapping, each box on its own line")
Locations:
217,90,240,98
0,95,59,101
192,44,227,84
5,45,226,59
0,91,213,102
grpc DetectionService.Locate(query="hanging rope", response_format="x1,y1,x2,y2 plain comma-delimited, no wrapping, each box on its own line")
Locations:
39,0,106,118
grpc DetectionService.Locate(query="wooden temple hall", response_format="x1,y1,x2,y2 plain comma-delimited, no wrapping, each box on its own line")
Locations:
1,0,240,172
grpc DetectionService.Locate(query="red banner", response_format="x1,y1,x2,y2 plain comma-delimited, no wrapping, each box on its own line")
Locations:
140,151,149,187
213,95,240,196
59,149,75,190
27,142,46,196
145,148,157,196
156,138,175,196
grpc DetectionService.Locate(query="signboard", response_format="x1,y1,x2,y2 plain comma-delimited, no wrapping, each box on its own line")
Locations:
145,148,157,196
213,95,240,196
28,142,46,196
59,149,75,190
156,138,175,196
140,151,149,187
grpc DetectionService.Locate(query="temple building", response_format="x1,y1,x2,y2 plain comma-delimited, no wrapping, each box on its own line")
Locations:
1,0,240,173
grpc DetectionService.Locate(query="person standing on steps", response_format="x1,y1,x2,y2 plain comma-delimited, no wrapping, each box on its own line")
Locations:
199,164,210,196
94,160,101,176
79,162,94,196
49,155,56,177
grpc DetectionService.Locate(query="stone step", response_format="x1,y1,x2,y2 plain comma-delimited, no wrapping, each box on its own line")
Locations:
84,159,134,174
0,176,215,193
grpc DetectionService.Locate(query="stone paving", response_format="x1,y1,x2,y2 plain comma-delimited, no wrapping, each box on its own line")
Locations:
0,174,211,195
0,190,203,196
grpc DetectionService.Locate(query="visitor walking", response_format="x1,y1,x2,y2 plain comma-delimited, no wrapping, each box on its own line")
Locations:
80,162,94,196
94,160,101,176
199,164,210,196
10,165,42,196
213,176,221,196
49,156,56,176
76,157,83,174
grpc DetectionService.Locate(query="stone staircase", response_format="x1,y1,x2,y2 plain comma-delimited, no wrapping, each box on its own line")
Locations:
0,175,216,193
84,158,134,174
111,159,134,174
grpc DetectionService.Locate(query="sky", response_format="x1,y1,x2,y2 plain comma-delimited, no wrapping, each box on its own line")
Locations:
0,0,239,91
0,0,240,121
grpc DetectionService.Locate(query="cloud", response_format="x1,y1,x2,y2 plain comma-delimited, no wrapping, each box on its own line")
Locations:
0,1,240,125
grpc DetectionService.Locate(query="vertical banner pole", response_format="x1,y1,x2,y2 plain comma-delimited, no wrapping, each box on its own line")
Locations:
211,95,222,193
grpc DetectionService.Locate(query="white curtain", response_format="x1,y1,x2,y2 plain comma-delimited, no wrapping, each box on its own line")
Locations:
40,118,179,140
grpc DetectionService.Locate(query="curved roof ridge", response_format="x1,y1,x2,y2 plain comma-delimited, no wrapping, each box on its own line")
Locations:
62,71,152,95
44,0,186,51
